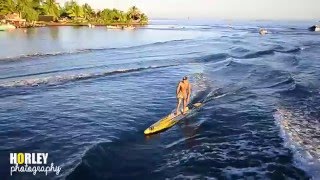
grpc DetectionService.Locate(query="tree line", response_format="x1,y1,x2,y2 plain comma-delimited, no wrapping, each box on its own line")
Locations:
0,0,148,25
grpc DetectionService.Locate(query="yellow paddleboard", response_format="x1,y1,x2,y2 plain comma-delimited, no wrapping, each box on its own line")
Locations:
144,103,202,135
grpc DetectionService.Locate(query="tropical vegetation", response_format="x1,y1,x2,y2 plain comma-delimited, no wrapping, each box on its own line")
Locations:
0,0,148,25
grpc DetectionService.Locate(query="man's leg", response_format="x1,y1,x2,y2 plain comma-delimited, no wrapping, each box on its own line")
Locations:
176,98,182,115
182,98,188,114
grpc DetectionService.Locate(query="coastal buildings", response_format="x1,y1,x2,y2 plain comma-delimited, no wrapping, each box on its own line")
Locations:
3,13,26,28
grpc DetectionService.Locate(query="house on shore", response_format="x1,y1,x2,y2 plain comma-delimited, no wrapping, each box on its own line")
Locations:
3,13,26,28
38,15,55,22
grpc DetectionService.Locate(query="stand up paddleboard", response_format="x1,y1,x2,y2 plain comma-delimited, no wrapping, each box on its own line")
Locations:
144,103,202,135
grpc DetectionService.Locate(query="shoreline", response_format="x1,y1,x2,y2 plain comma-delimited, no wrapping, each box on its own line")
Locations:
1,22,148,29
1,21,147,30
43,22,147,27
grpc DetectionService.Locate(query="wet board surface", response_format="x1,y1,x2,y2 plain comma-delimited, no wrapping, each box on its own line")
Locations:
144,103,202,135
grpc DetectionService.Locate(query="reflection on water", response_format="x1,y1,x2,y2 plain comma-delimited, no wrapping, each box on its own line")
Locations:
0,26,203,59
25,28,38,38
49,27,59,40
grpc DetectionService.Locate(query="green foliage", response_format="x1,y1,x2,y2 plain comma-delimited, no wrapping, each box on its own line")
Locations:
0,0,40,21
17,0,40,21
140,13,148,25
82,3,93,20
61,0,83,20
67,2,83,19
0,0,148,24
100,8,125,24
42,0,60,19
0,0,18,15
127,6,141,21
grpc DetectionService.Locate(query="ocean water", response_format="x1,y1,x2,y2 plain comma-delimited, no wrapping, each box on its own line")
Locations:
0,19,319,179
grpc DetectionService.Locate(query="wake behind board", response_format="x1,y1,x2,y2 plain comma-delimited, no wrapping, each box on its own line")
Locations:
144,103,202,135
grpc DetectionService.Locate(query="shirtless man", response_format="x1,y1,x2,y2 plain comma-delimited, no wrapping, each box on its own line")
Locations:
176,76,191,115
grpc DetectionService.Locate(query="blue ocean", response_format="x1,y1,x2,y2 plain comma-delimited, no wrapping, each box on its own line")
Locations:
0,19,319,179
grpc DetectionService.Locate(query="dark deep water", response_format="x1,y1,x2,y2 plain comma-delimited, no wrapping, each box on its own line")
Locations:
0,20,319,179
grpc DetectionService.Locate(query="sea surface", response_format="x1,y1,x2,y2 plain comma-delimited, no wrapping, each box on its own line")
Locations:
0,19,319,179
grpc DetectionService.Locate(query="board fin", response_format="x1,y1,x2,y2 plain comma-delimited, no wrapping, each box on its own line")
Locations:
193,102,202,108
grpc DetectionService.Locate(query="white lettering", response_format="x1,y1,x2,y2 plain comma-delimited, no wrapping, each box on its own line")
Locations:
31,153,37,164
37,153,42,164
42,153,48,164
25,153,31,165
10,153,16,164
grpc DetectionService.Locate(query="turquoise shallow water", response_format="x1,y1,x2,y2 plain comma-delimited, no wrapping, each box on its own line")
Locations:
0,20,319,179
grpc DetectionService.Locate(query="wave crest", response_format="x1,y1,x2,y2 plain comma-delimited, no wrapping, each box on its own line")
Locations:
0,65,175,88
0,39,190,62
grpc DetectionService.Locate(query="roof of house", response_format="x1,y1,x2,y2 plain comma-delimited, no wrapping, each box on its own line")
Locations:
5,13,26,22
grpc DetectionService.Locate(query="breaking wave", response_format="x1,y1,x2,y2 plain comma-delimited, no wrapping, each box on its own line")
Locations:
0,65,176,88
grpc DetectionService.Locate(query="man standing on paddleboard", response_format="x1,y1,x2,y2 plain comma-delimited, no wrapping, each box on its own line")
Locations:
176,76,191,115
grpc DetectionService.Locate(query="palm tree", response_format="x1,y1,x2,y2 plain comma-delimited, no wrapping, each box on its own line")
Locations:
0,0,40,21
42,0,60,19
67,1,83,20
16,0,39,21
62,0,75,18
33,0,43,13
140,13,148,25
100,8,112,23
118,10,127,22
82,3,93,20
0,0,18,15
110,8,121,22
127,6,141,21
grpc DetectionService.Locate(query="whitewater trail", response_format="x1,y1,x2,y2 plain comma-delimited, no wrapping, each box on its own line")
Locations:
274,108,320,178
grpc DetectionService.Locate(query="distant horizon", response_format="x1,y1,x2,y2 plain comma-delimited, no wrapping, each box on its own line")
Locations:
57,0,320,21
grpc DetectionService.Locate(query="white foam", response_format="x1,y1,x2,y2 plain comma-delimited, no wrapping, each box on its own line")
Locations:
274,108,320,179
